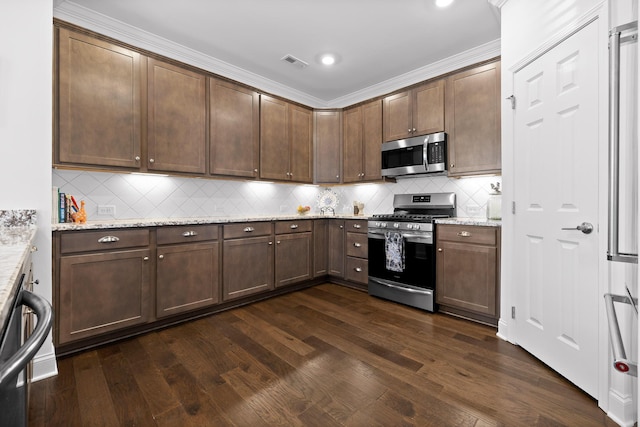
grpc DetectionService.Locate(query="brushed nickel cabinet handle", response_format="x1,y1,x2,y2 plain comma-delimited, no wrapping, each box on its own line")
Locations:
355,267,362,272
182,230,198,237
438,248,443,252
290,224,299,229
98,236,120,243
354,242,361,247
353,224,361,229
135,156,141,161
268,241,273,245
158,255,164,260
149,158,155,163
277,241,281,244
244,227,255,232
143,256,149,261
457,231,471,237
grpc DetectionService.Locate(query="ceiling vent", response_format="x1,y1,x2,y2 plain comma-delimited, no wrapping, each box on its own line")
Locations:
281,54,308,69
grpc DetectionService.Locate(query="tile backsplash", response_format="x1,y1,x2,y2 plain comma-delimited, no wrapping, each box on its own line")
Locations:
53,169,501,221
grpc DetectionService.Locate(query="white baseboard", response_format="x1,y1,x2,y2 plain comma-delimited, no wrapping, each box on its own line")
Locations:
496,317,510,342
31,351,58,382
607,388,637,427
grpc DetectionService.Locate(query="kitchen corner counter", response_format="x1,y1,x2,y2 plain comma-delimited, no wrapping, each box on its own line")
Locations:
435,217,502,227
0,211,37,334
51,214,368,232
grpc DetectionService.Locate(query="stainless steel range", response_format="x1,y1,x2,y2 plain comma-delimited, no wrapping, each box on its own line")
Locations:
368,192,456,311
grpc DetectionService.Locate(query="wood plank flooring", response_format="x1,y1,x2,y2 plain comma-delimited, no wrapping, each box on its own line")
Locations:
29,284,617,426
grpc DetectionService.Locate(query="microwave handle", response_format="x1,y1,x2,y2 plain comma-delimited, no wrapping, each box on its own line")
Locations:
423,134,432,172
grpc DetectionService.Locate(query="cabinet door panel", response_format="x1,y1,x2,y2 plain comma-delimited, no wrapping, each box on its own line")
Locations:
260,95,289,180
436,241,497,317
413,80,445,136
314,219,329,277
58,249,151,344
328,221,345,277
223,236,274,300
314,111,342,183
345,257,368,285
275,233,312,287
57,28,141,168
383,91,412,142
289,105,313,183
156,242,219,318
362,100,383,180
343,106,363,183
210,79,259,177
148,59,206,174
446,61,501,176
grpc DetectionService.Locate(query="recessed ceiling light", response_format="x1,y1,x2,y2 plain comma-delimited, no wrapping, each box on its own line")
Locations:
321,54,336,66
435,0,454,7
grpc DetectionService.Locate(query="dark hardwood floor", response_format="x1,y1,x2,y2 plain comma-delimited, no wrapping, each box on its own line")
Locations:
29,284,617,426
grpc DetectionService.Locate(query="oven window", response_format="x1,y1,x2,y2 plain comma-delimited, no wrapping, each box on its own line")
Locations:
382,147,423,169
368,235,436,289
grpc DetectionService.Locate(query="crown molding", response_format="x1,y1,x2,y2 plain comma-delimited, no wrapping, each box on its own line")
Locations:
487,0,509,9
54,1,500,109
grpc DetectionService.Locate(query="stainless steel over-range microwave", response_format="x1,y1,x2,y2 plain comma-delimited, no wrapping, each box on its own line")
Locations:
381,132,447,177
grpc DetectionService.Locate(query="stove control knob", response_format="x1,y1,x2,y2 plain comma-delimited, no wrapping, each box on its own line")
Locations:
381,223,387,228
406,224,413,230
393,223,400,228
414,224,421,230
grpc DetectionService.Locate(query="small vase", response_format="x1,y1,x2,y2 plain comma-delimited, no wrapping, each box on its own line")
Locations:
75,200,87,224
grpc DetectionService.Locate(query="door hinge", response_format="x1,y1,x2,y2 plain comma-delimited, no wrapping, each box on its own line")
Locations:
511,306,516,319
506,95,516,109
512,201,516,214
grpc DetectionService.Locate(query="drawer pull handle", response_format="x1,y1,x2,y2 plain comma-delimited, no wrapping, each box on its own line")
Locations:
143,256,149,261
182,231,198,237
290,224,299,229
353,224,361,229
159,255,164,260
457,231,471,237
355,267,363,272
98,236,120,243
244,227,255,232
354,243,362,247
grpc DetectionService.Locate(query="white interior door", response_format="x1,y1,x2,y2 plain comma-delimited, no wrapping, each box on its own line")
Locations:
513,21,600,398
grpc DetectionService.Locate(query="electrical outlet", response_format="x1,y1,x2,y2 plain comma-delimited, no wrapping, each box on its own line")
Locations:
97,205,116,216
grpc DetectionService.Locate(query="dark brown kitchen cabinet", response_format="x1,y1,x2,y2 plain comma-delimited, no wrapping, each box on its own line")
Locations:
436,224,500,326
383,79,445,142
57,229,152,345
343,100,383,182
314,110,342,183
222,222,274,301
328,220,345,278
345,220,368,285
56,27,142,169
260,95,313,183
155,225,220,318
274,221,313,287
147,58,206,174
445,60,501,177
209,78,260,178
313,219,329,277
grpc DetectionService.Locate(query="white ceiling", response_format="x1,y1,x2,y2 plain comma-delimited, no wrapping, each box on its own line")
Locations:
53,0,501,108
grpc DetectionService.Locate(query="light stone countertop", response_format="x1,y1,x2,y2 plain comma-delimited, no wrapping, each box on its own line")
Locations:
435,217,502,227
0,212,37,336
51,213,369,231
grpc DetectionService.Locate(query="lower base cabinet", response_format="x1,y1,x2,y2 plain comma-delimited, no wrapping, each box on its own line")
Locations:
436,224,500,326
58,248,151,345
275,220,312,288
222,222,274,301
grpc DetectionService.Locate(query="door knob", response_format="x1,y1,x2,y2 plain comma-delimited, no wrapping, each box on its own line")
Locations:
562,222,594,234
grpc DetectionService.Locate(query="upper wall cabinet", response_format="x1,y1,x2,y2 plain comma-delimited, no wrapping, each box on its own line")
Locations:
260,95,313,183
314,110,342,184
383,79,445,142
56,27,143,169
445,61,501,177
343,100,383,182
147,58,206,174
209,78,260,178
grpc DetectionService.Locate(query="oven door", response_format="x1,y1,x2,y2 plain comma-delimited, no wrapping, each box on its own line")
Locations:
367,230,436,289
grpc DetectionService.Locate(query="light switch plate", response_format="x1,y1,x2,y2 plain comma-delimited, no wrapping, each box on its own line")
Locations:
97,205,116,216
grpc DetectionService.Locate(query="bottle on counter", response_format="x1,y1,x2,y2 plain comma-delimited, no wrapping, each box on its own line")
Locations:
486,182,501,220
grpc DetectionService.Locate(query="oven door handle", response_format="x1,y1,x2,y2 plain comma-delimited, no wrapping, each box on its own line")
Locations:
0,290,53,386
368,231,386,239
368,231,432,244
370,278,434,295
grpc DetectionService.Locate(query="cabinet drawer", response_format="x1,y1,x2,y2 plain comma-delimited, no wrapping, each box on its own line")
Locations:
224,222,272,239
157,224,219,245
346,232,368,258
437,224,497,246
346,257,368,284
275,220,313,234
60,229,150,253
345,219,367,234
